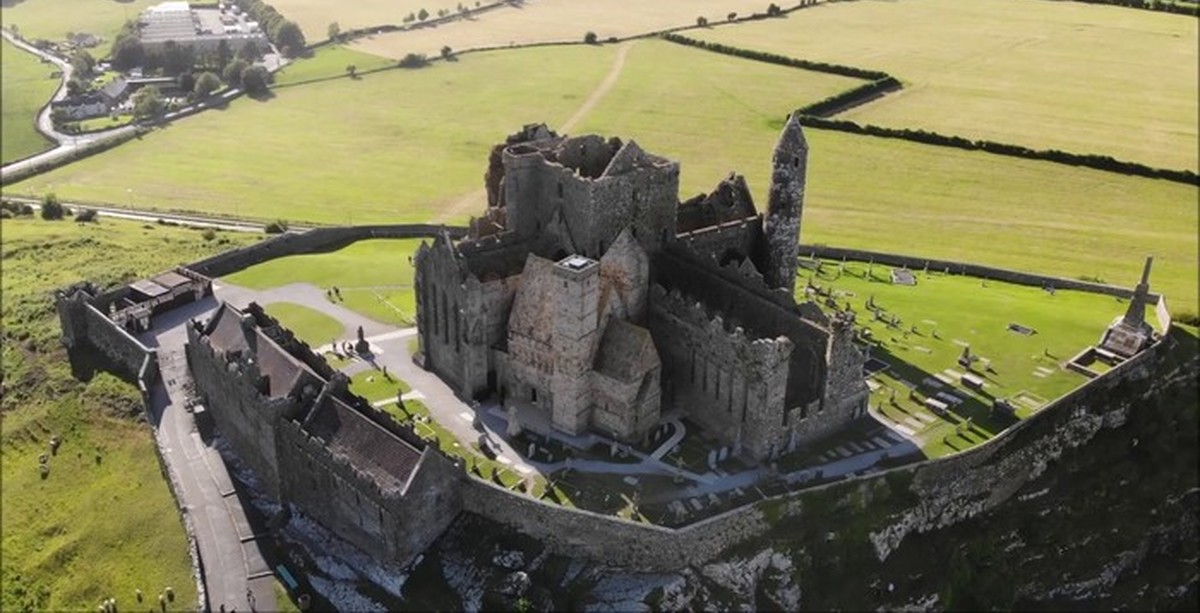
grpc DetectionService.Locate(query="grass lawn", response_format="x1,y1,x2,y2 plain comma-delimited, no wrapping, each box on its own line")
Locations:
800,259,1150,457
1,38,57,165
349,0,790,58
694,0,1199,170
5,44,618,224
224,238,423,326
1,0,161,43
263,302,346,346
273,44,394,87
0,216,256,612
348,370,411,402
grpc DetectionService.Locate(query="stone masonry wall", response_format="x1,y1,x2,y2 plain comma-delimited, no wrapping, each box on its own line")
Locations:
81,303,160,389
462,333,1175,573
804,245,1164,301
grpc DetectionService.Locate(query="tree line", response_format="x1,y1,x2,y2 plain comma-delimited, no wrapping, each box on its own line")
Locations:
661,33,892,81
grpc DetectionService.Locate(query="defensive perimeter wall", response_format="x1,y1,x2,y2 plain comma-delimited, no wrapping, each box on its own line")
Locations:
56,223,1178,577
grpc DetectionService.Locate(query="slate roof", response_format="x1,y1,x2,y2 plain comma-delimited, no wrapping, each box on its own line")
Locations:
204,304,307,398
129,279,169,299
306,397,423,492
593,319,659,383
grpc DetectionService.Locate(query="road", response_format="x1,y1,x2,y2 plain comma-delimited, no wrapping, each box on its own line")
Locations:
141,299,278,613
0,29,139,179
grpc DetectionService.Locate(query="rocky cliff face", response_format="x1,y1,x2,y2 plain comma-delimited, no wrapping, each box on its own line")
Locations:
395,330,1197,611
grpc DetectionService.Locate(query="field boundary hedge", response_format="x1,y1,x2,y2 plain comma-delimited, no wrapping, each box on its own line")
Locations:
1052,0,1200,17
797,116,1199,185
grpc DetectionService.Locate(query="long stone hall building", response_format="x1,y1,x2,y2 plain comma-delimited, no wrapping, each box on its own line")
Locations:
415,116,869,461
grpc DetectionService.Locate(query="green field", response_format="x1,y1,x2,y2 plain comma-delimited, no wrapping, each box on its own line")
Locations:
223,238,423,326
1,0,160,43
6,44,619,223
263,302,346,346
695,0,1199,171
1,216,256,612
8,37,1196,314
1,38,57,164
273,44,394,87
799,260,1145,456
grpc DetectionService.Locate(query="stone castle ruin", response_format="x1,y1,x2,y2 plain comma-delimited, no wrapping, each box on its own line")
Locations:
415,117,870,460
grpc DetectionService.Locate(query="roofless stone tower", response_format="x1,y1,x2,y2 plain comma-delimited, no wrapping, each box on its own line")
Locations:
764,113,807,292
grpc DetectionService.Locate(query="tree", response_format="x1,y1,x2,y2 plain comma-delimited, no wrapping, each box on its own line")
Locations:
271,20,306,57
696,16,709,27
327,21,341,42
403,12,416,23
240,65,270,95
132,86,164,119
767,3,783,17
440,45,453,60
159,40,195,75
111,33,144,71
346,64,357,78
223,59,249,87
418,8,430,21
583,31,598,44
217,39,232,69
177,71,195,93
65,78,86,97
70,50,95,77
727,12,738,21
194,71,220,98
236,42,260,62
40,193,64,220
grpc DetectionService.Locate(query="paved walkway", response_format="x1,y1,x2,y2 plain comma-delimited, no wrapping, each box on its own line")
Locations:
140,299,277,613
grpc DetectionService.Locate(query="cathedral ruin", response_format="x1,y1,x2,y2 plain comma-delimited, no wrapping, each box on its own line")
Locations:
414,116,870,460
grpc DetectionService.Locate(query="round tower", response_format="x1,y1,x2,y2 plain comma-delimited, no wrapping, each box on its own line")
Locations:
764,113,808,292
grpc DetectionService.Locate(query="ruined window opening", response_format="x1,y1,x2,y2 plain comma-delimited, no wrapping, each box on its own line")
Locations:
793,156,800,168
557,182,564,198
531,387,538,403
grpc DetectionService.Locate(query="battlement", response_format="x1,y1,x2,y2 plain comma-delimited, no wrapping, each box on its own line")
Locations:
649,284,794,369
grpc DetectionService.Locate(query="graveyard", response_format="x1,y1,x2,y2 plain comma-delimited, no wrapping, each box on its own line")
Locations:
798,258,1157,457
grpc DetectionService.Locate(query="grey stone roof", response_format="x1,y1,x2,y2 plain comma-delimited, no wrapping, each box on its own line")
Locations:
593,319,658,383
306,397,423,493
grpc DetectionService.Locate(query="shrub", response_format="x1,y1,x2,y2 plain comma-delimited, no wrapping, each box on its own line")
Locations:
1175,311,1200,327
583,31,598,44
398,53,429,68
75,208,98,222
696,16,709,27
40,194,64,220
264,220,289,234
201,228,217,241
441,45,453,60
0,209,11,220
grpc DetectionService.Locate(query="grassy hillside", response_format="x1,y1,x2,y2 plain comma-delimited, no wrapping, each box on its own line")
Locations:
695,0,1199,170
1,38,57,164
0,216,257,612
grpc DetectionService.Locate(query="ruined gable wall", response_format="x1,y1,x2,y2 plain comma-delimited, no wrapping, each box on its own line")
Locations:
415,240,479,397
648,285,793,458
654,247,829,409
276,420,396,561
390,449,465,564
185,329,288,497
675,216,763,270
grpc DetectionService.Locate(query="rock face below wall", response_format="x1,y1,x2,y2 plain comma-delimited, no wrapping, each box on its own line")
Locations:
396,332,1197,611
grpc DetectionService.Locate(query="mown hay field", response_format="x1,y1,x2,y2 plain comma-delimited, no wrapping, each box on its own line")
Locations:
348,0,789,58
694,0,1199,170
1,37,57,165
1,216,257,612
271,0,467,40
1,0,161,43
